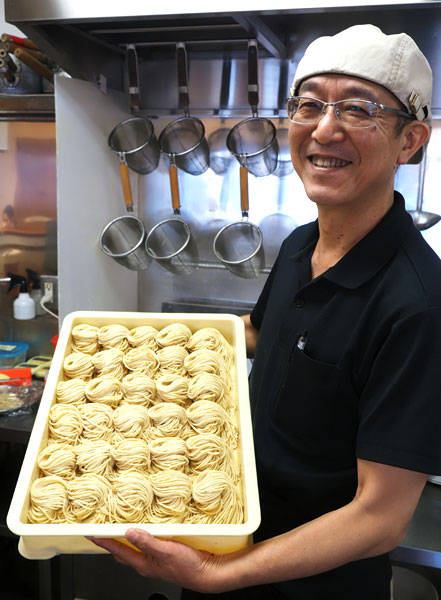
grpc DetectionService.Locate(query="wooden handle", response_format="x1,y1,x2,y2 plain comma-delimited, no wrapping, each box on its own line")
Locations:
169,165,180,213
1,34,39,50
240,166,249,215
6,41,49,64
14,47,54,83
119,163,133,210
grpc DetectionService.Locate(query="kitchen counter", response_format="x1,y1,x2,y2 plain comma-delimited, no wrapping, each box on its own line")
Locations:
390,482,441,569
0,410,440,568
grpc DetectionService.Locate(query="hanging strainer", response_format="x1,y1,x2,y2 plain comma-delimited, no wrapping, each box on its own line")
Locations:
108,116,160,211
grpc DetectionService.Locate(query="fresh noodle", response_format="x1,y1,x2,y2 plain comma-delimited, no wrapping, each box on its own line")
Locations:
121,373,156,406
97,324,129,351
156,323,192,347
28,476,68,523
112,469,154,523
48,404,82,444
155,374,188,407
92,348,125,380
56,378,86,405
63,352,94,380
37,442,76,479
127,326,158,350
71,324,99,354
78,403,114,441
84,376,122,407
112,404,150,439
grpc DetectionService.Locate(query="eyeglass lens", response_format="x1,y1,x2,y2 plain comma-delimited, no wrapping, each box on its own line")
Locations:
287,97,378,128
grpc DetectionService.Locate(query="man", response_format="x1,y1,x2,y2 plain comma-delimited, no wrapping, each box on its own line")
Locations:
89,24,440,599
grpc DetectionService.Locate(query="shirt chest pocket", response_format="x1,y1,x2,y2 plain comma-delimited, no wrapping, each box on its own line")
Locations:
273,346,357,458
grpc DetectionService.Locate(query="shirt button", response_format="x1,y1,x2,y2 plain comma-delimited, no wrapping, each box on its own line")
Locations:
295,298,305,308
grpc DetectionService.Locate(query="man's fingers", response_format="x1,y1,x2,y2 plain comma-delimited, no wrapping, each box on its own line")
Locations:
126,528,172,556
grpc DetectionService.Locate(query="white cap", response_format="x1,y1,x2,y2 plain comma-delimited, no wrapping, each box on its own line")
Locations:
292,24,432,124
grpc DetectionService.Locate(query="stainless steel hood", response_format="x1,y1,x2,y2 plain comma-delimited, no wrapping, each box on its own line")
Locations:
4,1,441,116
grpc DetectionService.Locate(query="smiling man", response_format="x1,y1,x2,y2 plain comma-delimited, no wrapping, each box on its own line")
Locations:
90,25,441,600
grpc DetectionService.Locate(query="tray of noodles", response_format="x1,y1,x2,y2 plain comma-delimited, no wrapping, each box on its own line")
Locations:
7,311,260,559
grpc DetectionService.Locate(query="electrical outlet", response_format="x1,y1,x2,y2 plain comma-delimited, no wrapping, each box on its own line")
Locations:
40,275,58,313
44,281,53,302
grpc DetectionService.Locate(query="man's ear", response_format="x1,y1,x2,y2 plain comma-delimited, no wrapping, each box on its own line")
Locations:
397,122,431,165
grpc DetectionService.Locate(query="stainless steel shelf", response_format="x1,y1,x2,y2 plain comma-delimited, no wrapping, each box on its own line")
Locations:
0,94,55,121
391,483,441,568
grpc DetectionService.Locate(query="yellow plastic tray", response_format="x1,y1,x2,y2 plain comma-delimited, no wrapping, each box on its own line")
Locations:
7,311,260,559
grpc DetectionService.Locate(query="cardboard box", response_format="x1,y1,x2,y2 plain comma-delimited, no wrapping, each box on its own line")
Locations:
7,311,260,559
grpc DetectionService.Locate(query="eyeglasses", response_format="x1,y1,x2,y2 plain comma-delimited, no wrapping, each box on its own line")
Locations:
286,96,415,129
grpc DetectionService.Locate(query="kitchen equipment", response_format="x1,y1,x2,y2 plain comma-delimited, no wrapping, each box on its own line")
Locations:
0,342,29,369
100,214,150,270
408,149,441,231
148,43,204,274
0,381,43,416
274,127,294,177
214,41,273,278
145,217,198,275
208,58,233,176
102,115,160,270
226,41,278,179
108,116,160,212
274,61,294,178
158,42,209,177
7,310,260,558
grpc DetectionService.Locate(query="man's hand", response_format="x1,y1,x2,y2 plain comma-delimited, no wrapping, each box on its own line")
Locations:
88,529,223,593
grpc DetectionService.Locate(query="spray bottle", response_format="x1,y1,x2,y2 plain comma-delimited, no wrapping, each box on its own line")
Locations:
26,268,45,316
7,272,36,320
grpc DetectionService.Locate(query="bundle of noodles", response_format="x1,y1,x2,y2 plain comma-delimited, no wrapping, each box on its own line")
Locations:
156,323,192,348
37,442,76,479
112,469,154,523
75,439,113,477
63,352,94,380
147,403,187,439
127,325,158,351
156,345,188,377
186,400,237,446
187,433,241,482
92,348,125,380
148,470,192,523
71,324,99,355
111,437,150,471
186,434,227,474
187,373,229,409
84,376,123,408
97,324,129,351
65,473,112,523
112,405,150,439
186,327,233,368
56,378,86,405
190,470,243,524
183,348,228,383
28,475,68,523
48,404,82,444
123,346,159,377
121,373,156,407
155,374,188,407
148,436,188,473
79,403,113,441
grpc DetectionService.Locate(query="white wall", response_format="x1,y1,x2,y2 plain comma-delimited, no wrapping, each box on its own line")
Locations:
0,1,25,36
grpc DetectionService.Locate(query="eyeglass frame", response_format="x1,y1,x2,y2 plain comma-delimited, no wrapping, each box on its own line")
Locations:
286,95,415,128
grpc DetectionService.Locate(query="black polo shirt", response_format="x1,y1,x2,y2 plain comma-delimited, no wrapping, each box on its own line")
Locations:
249,192,441,599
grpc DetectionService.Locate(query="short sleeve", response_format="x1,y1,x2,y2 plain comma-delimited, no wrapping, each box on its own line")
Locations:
356,307,441,475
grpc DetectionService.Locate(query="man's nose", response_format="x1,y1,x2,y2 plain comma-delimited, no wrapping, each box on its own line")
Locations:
311,106,345,143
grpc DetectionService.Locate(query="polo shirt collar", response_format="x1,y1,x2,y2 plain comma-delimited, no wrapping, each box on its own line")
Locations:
323,192,413,289
290,192,414,289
